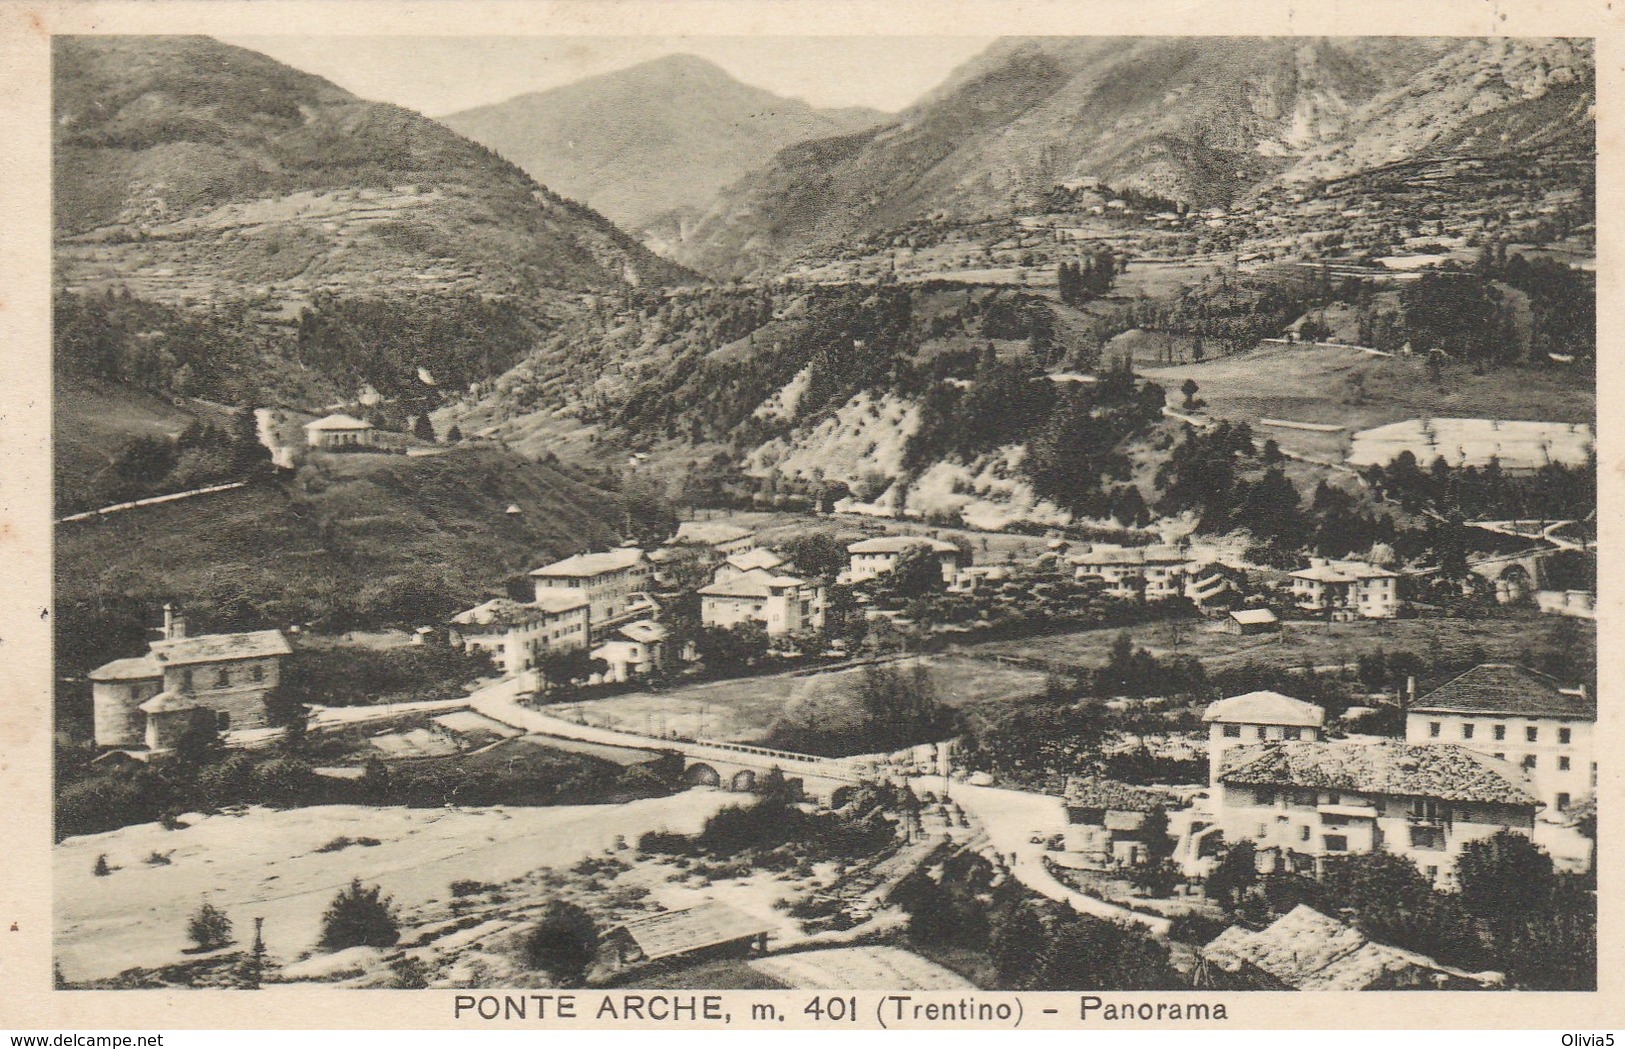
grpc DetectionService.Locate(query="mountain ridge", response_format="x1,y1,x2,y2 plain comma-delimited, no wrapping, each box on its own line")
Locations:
440,52,890,235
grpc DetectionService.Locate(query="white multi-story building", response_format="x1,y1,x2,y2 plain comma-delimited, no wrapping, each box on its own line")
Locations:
698,569,825,637
591,620,669,683
670,521,757,558
448,593,589,677
1289,558,1401,619
530,547,653,637
1070,544,1194,600
1216,739,1538,887
845,536,961,584
712,547,786,584
1203,691,1326,799
1406,663,1595,819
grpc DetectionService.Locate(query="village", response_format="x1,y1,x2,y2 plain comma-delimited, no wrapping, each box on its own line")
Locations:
59,394,1597,994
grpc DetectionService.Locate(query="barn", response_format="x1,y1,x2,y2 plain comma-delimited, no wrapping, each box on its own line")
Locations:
597,903,771,973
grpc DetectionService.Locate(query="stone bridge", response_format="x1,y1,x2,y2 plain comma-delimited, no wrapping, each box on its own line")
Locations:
1466,546,1562,603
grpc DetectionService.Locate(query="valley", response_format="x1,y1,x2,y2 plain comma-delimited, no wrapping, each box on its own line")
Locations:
48,31,1599,998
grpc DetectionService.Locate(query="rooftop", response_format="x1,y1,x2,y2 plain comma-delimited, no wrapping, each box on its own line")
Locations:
138,690,198,715
1290,559,1397,583
303,413,373,432
1202,905,1500,990
847,535,959,555
1071,544,1189,566
89,654,161,682
698,568,809,599
1063,776,1167,814
619,620,669,644
671,521,755,547
1220,740,1537,807
1204,691,1324,728
450,595,586,628
531,548,647,578
1228,608,1279,626
1412,663,1593,720
149,629,292,667
725,548,785,572
606,902,769,963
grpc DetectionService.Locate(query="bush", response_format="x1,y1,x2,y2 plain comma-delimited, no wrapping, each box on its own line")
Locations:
187,901,234,951
390,953,431,989
522,901,598,987
449,879,497,898
318,879,400,950
92,854,111,877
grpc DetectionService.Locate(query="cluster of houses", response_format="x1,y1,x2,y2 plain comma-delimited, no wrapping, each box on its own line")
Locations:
1058,663,1595,888
1066,542,1400,620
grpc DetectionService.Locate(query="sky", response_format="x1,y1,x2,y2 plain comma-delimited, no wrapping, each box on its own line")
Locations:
219,36,998,116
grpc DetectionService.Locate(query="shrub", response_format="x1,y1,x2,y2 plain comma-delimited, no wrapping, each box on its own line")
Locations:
522,901,598,987
318,879,400,950
145,850,173,866
390,954,431,989
449,879,497,898
187,901,234,951
92,854,111,877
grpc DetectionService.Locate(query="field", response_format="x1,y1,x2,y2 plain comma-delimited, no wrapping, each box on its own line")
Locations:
551,654,1050,750
54,443,629,680
1140,343,1594,463
966,608,1595,680
54,793,735,983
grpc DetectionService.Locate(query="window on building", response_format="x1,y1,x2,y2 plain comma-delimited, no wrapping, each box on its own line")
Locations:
1222,725,1241,738
1256,726,1267,740
1522,755,1537,770
215,668,230,687
1557,793,1571,812
180,668,193,690
1526,726,1538,742
1559,756,1571,771
1428,722,1441,738
1559,727,1572,745
1284,727,1301,740
1493,724,1506,741
1300,825,1311,842
251,664,264,683
1461,724,1475,740
1324,835,1348,852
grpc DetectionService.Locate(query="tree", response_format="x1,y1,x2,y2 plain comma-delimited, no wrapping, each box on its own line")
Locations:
173,708,225,769
1205,840,1256,907
1180,378,1200,410
187,901,234,951
523,901,599,986
1456,830,1556,921
695,623,770,671
446,424,463,443
780,531,849,580
888,545,947,597
1028,910,1184,990
318,879,400,950
92,854,112,877
412,414,436,443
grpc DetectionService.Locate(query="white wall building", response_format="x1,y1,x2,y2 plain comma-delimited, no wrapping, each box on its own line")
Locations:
698,569,825,637
448,594,589,677
1289,558,1401,619
1070,544,1194,600
1203,691,1326,798
530,547,653,638
1216,740,1539,888
845,536,961,583
1406,663,1595,819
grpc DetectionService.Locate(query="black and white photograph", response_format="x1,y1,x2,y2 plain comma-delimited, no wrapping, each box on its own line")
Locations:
40,22,1599,1005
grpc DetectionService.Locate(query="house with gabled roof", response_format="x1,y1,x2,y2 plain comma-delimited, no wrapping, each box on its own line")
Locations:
89,604,292,751
598,902,770,973
1406,663,1594,820
1203,691,1325,792
1289,557,1400,619
447,594,589,677
698,568,825,637
1216,739,1538,886
712,547,786,584
670,521,757,557
530,546,654,636
303,413,375,450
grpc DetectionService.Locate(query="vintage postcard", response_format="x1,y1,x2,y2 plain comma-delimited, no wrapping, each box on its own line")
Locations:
0,0,1619,1033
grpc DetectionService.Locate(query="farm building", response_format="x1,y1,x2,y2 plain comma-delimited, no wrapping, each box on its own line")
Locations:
597,903,771,973
1200,905,1502,990
1347,418,1593,472
1225,608,1279,635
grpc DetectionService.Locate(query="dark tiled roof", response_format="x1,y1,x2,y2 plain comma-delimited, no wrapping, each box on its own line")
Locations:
1063,776,1167,813
1220,740,1537,807
149,629,292,667
1412,663,1594,719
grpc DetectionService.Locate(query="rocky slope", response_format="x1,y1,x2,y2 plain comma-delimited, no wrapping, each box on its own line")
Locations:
670,37,1593,278
441,54,885,244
